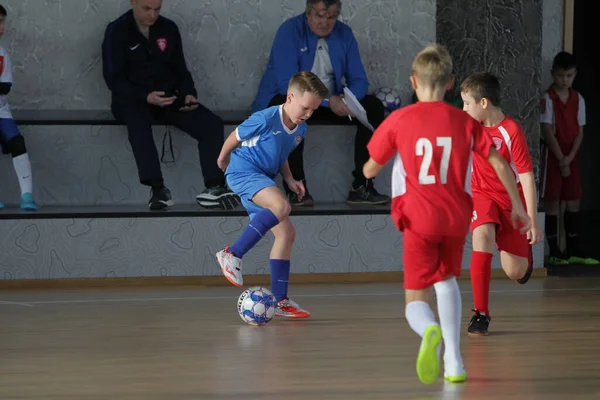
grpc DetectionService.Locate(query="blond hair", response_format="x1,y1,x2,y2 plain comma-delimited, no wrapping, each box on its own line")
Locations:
288,71,329,99
411,43,453,88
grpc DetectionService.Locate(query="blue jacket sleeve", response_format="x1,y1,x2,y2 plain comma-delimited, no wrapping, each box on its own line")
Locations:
271,23,301,96
344,32,369,101
101,24,150,104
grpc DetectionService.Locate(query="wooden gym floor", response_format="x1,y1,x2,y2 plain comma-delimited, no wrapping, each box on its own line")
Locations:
1,277,600,399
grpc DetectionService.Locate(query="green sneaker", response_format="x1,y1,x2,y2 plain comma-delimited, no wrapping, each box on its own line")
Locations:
416,325,442,385
547,256,569,266
567,256,600,265
445,371,467,383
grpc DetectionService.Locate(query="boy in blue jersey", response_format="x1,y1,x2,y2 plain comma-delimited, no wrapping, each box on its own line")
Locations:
216,71,329,318
0,5,37,211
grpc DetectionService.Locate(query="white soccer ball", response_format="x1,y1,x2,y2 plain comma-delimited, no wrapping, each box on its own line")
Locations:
237,286,277,326
375,87,402,113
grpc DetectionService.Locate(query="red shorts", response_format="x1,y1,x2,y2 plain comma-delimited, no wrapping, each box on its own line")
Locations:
403,230,465,290
470,196,530,258
540,144,582,201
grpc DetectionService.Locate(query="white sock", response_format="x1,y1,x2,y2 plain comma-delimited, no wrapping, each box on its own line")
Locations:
405,300,438,337
433,277,464,370
12,153,33,195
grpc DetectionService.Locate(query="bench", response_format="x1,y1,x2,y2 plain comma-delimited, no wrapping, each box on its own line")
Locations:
3,109,376,220
0,202,390,220
12,109,356,127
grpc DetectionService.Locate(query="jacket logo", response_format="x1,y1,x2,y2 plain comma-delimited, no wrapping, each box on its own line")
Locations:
157,38,168,52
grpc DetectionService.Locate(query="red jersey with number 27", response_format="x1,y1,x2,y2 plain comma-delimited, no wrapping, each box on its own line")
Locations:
471,116,532,210
367,102,493,237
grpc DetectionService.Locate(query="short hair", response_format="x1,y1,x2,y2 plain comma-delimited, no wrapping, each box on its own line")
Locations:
460,72,501,106
411,43,453,88
0,5,7,17
552,51,577,71
288,71,329,99
306,0,342,14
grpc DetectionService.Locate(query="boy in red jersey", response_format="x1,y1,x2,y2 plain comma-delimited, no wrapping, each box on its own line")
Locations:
540,52,598,265
363,44,530,385
460,72,543,336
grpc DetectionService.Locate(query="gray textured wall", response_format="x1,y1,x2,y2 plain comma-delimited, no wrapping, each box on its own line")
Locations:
2,0,435,111
541,0,563,89
436,0,543,178
0,214,545,280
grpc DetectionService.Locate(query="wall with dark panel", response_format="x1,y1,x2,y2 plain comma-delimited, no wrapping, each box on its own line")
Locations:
436,0,543,178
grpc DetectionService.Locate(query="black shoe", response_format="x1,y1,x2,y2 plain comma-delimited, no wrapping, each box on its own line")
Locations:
468,310,491,336
517,256,533,284
347,179,390,205
149,187,174,210
196,185,240,210
288,190,314,207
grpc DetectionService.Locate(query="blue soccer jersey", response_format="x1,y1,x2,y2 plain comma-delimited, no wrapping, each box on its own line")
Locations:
227,105,306,178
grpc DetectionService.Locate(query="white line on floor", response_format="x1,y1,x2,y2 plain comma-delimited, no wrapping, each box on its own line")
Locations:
1,286,599,306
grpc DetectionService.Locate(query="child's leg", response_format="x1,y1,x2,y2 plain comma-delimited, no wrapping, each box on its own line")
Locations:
403,230,443,385
0,120,37,210
470,223,495,317
405,288,441,385
269,218,310,318
541,154,564,261
544,200,562,260
499,251,530,280
228,186,288,258
564,200,581,259
269,218,295,302
469,197,500,322
561,160,597,263
216,175,285,287
435,236,467,382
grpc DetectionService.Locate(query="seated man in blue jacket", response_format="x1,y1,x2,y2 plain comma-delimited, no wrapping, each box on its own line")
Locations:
251,0,390,206
102,0,238,210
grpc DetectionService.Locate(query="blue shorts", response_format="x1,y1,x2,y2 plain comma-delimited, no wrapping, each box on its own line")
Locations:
0,118,22,142
226,171,277,219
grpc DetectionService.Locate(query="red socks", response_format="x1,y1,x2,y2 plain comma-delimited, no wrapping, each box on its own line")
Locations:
470,251,493,315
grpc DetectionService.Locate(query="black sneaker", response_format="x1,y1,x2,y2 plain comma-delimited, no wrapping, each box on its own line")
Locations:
149,187,174,210
468,310,491,336
196,185,240,210
289,190,314,206
347,179,390,205
517,252,533,284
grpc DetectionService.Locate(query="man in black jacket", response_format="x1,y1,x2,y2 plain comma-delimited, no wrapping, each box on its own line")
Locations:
102,0,238,210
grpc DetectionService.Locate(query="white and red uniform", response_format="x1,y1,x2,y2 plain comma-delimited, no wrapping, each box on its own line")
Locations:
540,87,585,201
367,102,493,290
470,116,533,258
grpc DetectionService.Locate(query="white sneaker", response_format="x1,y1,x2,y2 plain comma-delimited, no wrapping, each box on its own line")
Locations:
216,247,243,287
275,298,311,318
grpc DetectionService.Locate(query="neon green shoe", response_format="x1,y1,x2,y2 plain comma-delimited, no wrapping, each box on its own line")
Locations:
547,256,569,266
416,325,442,385
567,256,600,265
444,366,467,383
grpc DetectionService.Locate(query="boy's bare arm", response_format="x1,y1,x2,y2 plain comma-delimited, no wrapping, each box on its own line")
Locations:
486,148,531,232
217,130,241,170
562,126,584,166
519,171,543,243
